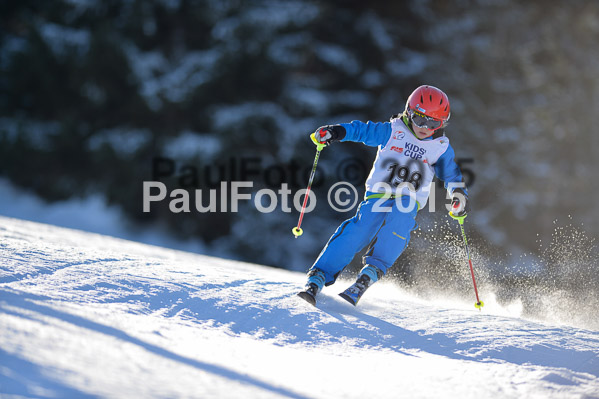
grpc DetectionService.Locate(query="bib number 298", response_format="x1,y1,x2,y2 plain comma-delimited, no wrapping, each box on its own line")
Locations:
387,163,422,190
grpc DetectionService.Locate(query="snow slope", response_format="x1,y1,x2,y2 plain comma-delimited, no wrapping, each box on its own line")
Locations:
1,216,598,398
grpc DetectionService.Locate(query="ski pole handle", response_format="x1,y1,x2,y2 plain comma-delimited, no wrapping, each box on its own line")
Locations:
310,132,327,151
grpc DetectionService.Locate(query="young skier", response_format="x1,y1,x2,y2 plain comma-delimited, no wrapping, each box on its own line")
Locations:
298,85,469,306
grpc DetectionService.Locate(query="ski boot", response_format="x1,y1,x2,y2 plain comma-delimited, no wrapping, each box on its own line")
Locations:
297,283,319,306
339,265,382,306
297,269,325,306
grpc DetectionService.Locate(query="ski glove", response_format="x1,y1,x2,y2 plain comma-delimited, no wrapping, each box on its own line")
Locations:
451,187,469,217
313,125,346,145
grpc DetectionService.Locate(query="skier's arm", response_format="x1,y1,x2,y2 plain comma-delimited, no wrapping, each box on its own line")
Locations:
434,144,468,196
339,120,391,147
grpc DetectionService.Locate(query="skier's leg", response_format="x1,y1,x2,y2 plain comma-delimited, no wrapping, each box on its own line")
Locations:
307,198,387,290
363,196,418,276
339,198,418,305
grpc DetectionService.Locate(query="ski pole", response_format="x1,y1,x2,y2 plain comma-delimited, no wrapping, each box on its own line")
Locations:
450,212,484,310
292,134,326,238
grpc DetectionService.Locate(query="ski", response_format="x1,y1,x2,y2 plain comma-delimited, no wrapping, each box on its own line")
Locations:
297,290,317,306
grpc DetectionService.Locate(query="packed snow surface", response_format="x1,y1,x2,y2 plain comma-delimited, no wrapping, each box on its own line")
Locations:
1,216,598,398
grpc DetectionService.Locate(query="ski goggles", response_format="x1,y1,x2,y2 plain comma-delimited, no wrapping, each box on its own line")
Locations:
408,109,444,131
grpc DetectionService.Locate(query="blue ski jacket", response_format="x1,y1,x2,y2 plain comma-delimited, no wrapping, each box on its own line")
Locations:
339,119,467,199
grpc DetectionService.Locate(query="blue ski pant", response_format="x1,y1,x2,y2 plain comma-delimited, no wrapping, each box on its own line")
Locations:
310,196,418,286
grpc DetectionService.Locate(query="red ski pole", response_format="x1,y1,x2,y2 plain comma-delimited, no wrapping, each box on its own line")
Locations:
292,134,326,238
450,212,484,309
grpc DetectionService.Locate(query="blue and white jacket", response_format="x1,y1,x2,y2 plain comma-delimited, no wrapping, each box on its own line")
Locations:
340,116,466,208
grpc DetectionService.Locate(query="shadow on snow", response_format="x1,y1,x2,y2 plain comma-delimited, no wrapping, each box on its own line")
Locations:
0,288,312,399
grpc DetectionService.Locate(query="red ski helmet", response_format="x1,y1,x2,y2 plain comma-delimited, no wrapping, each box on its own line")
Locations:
405,85,450,128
